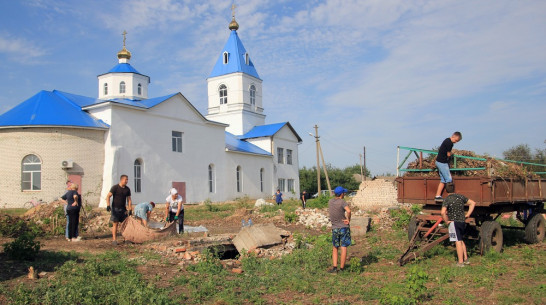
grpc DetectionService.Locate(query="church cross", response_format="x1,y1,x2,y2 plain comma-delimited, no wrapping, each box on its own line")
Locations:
231,3,237,17
122,30,127,47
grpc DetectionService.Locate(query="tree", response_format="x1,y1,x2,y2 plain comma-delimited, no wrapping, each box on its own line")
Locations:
299,164,370,194
502,142,546,176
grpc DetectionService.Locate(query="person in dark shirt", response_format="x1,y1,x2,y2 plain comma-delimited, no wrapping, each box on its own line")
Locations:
435,132,462,202
441,185,475,267
61,183,81,242
106,175,132,245
301,190,310,209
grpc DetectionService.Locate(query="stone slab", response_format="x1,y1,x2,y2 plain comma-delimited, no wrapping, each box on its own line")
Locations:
232,223,283,253
351,217,371,236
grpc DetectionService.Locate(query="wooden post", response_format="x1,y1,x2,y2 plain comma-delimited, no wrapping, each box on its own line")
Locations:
318,140,332,196
314,125,321,195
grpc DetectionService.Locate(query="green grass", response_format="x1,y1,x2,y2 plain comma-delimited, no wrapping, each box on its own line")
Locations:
1,206,545,304
0,208,27,216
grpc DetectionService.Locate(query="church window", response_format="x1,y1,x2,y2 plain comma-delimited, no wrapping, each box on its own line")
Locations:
277,147,284,164
260,168,264,192
208,164,215,193
172,131,183,153
219,85,228,105
104,83,108,95
22,154,41,191
286,149,293,165
288,179,295,193
245,52,249,65
137,83,142,95
223,51,229,64
134,159,142,193
278,178,285,192
236,166,242,192
120,81,126,94
249,85,256,105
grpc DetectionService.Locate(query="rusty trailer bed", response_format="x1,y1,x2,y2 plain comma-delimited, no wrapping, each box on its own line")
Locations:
396,176,546,207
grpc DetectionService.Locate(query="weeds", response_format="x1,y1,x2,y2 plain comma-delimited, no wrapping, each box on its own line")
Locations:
306,195,331,209
3,232,41,260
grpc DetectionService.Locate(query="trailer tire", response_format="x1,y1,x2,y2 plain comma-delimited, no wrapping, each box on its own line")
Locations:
408,217,422,242
525,214,545,244
480,221,503,253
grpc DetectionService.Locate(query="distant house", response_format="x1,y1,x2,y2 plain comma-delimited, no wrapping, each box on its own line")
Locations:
0,17,301,208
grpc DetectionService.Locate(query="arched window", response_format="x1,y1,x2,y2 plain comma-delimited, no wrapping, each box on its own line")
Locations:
104,83,108,95
260,168,264,192
223,51,229,64
120,81,126,94
245,52,249,65
22,154,41,191
134,159,142,193
249,85,256,105
208,164,215,193
219,84,228,105
137,83,142,95
236,166,242,192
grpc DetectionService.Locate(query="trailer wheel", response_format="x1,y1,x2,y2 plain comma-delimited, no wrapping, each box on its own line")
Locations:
525,214,545,244
480,221,503,253
408,217,422,242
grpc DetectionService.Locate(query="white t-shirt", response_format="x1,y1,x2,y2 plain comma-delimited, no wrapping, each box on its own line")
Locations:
166,195,183,213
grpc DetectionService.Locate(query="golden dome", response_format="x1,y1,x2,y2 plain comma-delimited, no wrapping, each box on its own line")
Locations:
117,46,131,60
229,16,239,31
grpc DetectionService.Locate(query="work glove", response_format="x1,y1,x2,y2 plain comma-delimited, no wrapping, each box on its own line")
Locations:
106,206,111,212
166,216,169,222
174,216,179,220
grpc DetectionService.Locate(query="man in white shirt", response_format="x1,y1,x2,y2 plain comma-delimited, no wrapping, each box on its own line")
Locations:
165,188,184,234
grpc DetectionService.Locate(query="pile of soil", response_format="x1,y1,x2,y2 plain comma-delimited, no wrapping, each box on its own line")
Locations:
404,149,538,179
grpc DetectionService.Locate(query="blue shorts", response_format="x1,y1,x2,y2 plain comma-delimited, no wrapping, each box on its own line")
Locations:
332,227,351,247
436,161,452,183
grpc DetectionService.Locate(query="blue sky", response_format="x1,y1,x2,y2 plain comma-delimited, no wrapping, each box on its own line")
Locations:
1,0,545,175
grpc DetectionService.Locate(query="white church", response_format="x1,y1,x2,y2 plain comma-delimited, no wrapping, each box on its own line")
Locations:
0,17,302,208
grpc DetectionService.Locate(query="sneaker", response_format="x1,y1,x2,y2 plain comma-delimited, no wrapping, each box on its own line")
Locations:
75,236,82,241
112,240,118,245
434,196,443,203
338,268,345,272
72,238,81,242
67,238,72,242
327,267,338,273
455,263,465,268
463,259,470,265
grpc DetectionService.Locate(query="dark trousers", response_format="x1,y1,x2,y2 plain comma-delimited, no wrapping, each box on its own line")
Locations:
301,200,306,209
168,210,184,234
67,209,80,239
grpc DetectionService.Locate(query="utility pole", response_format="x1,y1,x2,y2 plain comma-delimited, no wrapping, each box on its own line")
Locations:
318,139,332,196
313,125,321,195
363,146,367,181
359,154,364,182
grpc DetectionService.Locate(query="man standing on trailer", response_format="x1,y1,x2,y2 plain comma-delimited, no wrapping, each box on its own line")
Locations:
435,131,462,202
440,184,476,267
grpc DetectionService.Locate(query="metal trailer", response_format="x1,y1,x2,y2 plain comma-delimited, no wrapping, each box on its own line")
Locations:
395,147,546,266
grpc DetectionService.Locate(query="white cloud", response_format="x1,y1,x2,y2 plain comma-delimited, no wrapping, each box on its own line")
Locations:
0,33,46,62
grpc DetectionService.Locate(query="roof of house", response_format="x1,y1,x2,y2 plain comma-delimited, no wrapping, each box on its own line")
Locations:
225,132,272,156
240,122,302,142
0,90,109,129
209,30,261,80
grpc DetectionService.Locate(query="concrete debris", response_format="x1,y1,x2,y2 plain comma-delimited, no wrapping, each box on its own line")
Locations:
232,223,283,253
254,198,273,207
351,216,371,236
295,208,331,229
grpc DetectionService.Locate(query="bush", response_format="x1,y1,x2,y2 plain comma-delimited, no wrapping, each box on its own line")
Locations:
3,232,41,260
284,212,297,223
306,195,331,209
390,208,412,230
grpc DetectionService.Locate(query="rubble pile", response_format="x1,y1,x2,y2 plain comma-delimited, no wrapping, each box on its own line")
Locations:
405,149,538,179
295,208,331,229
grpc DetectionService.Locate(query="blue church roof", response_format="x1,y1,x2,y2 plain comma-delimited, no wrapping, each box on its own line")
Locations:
241,122,303,142
225,132,271,156
209,30,261,79
107,63,141,74
0,90,109,129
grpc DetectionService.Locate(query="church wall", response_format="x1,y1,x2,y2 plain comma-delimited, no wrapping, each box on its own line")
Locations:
272,126,301,198
99,97,228,206
245,137,272,153
223,151,274,199
0,127,105,208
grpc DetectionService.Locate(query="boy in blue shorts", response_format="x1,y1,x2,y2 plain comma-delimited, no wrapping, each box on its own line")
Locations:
435,132,462,202
328,186,352,273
